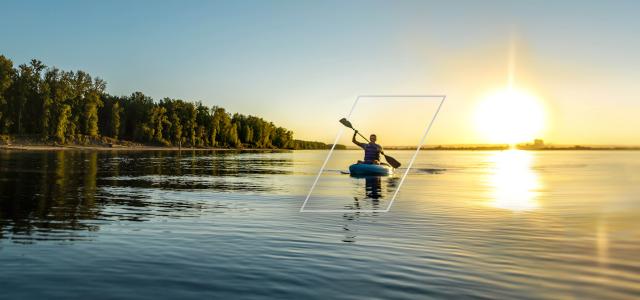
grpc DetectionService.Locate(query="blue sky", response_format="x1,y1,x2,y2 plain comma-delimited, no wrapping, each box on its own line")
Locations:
1,0,639,144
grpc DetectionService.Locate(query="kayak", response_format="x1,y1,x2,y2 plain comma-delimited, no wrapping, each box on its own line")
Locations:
348,163,393,176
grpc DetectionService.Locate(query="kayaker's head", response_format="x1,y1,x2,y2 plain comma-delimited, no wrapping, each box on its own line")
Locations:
370,134,377,143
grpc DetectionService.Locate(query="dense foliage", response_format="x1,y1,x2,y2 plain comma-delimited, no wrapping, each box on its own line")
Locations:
0,55,333,149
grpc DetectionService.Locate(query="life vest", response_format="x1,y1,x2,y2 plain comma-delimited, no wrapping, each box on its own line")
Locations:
364,143,381,162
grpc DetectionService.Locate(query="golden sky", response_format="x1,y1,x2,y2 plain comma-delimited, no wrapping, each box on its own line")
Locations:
290,36,639,146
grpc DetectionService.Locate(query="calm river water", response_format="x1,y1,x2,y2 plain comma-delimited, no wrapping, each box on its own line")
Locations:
0,150,639,299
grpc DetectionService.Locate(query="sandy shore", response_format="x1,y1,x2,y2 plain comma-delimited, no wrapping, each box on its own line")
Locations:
0,144,280,151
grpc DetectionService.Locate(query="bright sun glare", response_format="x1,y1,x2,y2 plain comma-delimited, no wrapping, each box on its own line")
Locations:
475,88,545,144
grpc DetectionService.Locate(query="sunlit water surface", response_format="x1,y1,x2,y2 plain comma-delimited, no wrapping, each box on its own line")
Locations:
0,150,639,299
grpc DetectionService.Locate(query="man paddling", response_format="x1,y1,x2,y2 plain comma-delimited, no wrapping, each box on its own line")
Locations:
340,118,401,168
352,131,383,164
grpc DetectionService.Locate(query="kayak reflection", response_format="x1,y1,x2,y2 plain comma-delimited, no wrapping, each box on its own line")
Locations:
349,174,399,201
365,176,383,200
342,176,395,243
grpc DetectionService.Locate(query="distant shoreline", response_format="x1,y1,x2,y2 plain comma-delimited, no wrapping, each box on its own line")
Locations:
350,145,640,151
0,144,287,151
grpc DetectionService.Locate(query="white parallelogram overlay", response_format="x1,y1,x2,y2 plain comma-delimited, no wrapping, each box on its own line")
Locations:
300,95,446,213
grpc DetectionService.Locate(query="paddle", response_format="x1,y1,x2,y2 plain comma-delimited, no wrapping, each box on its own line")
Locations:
339,118,401,168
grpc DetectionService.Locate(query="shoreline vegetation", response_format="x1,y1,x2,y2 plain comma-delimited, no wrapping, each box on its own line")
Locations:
0,54,345,151
0,134,346,151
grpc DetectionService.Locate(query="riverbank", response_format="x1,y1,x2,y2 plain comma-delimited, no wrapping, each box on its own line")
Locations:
0,144,291,151
0,135,337,151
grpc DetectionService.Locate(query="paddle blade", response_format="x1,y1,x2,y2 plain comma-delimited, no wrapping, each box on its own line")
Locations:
339,118,353,129
384,154,401,168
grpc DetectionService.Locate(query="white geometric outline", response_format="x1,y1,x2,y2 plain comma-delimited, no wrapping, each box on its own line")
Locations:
300,95,446,212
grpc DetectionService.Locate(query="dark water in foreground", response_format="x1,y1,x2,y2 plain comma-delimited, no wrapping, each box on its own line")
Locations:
0,150,639,299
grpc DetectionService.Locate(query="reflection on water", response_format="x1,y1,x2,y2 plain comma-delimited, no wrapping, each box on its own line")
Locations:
0,151,101,241
487,150,540,211
0,150,292,241
364,176,382,199
341,176,405,243
341,177,382,244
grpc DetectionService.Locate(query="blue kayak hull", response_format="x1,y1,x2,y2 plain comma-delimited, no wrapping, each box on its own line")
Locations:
349,163,393,176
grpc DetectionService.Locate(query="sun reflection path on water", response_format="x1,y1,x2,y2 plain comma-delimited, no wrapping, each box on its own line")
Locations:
487,150,541,211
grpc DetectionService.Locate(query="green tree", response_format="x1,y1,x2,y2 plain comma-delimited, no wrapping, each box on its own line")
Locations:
121,92,154,141
212,107,232,147
243,124,253,145
54,104,72,143
183,102,196,146
44,69,74,140
229,122,240,147
8,63,36,134
110,101,122,139
169,108,182,145
0,55,14,133
83,78,105,137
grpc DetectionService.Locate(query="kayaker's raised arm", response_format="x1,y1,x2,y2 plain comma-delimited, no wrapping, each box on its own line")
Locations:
352,131,365,148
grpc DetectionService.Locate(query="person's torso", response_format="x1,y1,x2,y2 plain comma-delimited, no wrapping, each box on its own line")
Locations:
363,143,381,161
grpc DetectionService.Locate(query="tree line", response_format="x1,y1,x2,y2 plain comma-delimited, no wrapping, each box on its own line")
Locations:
0,55,336,149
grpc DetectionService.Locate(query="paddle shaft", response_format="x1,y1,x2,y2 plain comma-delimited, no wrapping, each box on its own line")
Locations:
354,130,371,143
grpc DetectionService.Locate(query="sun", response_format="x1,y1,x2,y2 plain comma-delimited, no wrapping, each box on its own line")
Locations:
474,88,545,144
